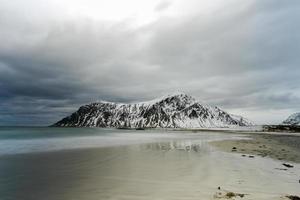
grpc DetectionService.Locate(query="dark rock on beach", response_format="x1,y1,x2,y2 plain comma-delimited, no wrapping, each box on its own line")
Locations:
283,163,294,168
286,195,300,200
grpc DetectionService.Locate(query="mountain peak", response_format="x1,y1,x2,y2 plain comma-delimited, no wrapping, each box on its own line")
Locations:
164,91,190,97
158,92,194,102
135,92,194,106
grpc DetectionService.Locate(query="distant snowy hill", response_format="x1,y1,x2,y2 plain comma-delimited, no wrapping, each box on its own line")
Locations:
282,113,300,125
53,93,254,128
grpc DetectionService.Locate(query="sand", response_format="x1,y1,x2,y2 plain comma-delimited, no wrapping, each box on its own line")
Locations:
210,132,300,163
1,128,300,200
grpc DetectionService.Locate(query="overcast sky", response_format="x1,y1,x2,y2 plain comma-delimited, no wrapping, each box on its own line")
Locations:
0,0,300,126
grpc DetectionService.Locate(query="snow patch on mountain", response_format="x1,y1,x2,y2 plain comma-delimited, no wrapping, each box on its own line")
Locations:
53,93,254,128
282,112,300,125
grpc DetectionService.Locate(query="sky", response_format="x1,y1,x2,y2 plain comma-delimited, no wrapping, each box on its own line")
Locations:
0,0,300,126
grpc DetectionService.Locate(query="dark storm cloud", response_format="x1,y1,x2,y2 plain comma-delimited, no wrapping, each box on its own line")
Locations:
0,0,299,125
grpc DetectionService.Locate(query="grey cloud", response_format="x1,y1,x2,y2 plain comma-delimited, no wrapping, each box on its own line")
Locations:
155,1,171,12
0,0,300,125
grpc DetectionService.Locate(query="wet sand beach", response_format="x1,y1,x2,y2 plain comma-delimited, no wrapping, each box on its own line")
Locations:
0,127,300,200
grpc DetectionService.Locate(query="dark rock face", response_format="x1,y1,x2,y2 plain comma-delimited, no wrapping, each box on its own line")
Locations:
52,93,253,128
262,125,300,133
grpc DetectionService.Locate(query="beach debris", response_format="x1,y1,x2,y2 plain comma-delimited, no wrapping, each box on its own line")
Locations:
226,192,245,198
213,188,246,199
232,147,237,150
241,155,246,157
286,195,300,200
283,163,294,168
248,155,255,158
275,168,288,171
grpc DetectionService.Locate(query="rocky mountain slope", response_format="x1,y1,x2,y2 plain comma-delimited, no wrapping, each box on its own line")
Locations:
53,93,253,128
282,113,300,125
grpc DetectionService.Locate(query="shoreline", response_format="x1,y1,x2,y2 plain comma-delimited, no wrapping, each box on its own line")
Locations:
4,125,300,135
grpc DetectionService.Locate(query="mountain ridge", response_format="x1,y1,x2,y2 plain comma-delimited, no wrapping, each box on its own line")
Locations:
53,93,254,128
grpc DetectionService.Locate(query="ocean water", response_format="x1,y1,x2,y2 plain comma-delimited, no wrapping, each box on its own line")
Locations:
0,127,299,200
0,127,238,155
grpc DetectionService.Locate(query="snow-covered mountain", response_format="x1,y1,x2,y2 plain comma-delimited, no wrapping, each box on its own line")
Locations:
53,93,254,128
282,113,300,125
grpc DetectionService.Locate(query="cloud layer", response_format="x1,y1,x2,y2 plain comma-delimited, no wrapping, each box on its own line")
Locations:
0,0,300,125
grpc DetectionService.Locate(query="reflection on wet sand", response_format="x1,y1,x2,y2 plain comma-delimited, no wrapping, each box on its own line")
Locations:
143,139,210,153
0,142,216,200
